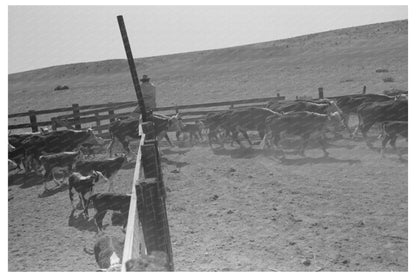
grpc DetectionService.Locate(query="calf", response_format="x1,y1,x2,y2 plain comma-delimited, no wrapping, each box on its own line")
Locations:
262,111,345,157
175,120,204,144
39,151,81,191
356,99,407,146
125,251,170,271
74,156,127,192
379,121,408,158
68,171,104,217
86,192,131,232
84,234,124,271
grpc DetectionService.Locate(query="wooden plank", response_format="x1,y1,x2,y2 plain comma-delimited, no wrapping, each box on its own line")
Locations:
8,96,279,120
95,112,102,134
29,110,38,132
8,101,138,118
8,120,53,129
57,102,135,119
153,96,283,112
121,124,147,272
72,104,81,130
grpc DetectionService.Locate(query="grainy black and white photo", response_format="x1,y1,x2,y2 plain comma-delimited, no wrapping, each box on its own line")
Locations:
8,5,408,272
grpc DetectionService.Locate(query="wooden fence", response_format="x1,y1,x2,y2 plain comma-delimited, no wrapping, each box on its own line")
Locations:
8,94,286,136
121,122,174,271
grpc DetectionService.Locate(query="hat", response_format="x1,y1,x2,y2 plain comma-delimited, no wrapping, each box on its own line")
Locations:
140,75,150,82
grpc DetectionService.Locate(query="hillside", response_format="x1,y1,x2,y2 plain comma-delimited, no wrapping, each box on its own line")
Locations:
8,19,407,115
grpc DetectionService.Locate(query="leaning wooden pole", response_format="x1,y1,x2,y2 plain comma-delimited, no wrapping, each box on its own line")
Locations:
117,15,148,122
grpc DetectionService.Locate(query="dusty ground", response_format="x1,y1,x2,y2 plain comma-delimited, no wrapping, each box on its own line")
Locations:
8,132,408,271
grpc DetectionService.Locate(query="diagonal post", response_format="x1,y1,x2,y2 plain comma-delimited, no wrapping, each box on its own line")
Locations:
117,15,147,122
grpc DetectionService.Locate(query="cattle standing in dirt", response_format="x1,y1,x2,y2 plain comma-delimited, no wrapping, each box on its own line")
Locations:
74,155,127,192
107,113,182,157
379,121,408,158
262,111,345,157
85,192,131,232
355,99,408,146
68,171,105,217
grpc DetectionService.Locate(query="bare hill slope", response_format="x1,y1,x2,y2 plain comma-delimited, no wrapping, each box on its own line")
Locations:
8,20,407,114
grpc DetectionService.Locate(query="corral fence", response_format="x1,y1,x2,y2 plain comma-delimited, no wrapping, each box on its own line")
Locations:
8,93,286,137
121,122,174,271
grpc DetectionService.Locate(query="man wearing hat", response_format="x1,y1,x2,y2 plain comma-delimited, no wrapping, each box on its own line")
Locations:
133,74,157,116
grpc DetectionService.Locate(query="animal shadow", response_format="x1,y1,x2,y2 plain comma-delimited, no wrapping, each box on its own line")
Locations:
279,156,361,166
68,209,98,232
9,172,44,188
38,183,69,198
160,157,189,168
160,148,190,156
212,147,265,159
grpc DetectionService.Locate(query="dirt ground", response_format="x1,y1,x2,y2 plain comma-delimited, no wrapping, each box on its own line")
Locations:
8,131,408,271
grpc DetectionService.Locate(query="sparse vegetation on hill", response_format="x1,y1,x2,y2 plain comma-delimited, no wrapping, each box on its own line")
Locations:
8,19,407,120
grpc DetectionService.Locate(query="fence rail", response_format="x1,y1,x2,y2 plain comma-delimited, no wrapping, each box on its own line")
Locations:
8,94,285,134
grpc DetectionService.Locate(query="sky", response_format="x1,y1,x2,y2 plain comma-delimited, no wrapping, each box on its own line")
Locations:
8,5,408,74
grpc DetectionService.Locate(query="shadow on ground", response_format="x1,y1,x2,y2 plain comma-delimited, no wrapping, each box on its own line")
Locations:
8,172,44,188
38,183,69,198
212,146,266,159
278,156,361,166
160,157,190,168
68,209,98,232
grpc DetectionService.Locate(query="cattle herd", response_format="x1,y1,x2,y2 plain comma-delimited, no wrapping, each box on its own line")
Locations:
8,92,408,271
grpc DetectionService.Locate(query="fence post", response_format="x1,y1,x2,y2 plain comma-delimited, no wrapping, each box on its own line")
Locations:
108,102,115,123
29,110,38,133
51,118,57,131
362,85,366,94
72,104,81,130
95,112,102,134
318,87,324,99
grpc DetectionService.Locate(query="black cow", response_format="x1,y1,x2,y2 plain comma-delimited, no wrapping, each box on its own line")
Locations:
86,192,131,232
356,99,408,146
266,99,351,136
379,121,408,158
107,113,182,157
262,111,345,157
205,107,280,148
74,156,127,192
328,94,393,131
